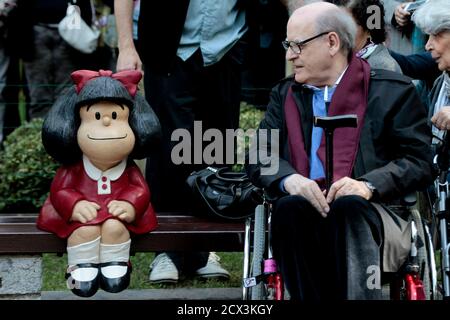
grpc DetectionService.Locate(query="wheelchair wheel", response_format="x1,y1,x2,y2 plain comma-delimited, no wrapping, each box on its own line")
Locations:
250,204,266,300
410,209,433,299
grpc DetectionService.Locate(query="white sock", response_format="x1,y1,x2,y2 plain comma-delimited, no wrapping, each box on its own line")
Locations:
100,239,131,278
66,237,100,282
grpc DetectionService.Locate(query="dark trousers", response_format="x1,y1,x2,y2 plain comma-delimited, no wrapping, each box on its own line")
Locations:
144,49,241,213
144,49,242,270
271,195,383,300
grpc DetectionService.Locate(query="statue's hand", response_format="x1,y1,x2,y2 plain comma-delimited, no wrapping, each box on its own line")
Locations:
71,200,100,223
107,200,136,223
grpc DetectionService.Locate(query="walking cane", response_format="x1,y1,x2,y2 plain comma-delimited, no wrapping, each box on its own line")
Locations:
313,114,358,191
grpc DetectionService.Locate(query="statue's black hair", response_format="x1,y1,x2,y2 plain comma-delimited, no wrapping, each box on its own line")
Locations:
42,76,161,165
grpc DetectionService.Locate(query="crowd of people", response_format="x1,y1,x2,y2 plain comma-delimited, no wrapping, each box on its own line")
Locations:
1,0,449,300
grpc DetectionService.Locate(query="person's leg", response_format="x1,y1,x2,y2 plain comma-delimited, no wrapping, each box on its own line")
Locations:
0,38,10,144
2,55,21,139
183,50,242,275
144,54,200,213
171,48,243,277
145,51,233,281
23,25,54,119
201,46,241,136
327,195,383,300
271,195,327,301
144,52,207,282
52,29,79,101
272,194,383,301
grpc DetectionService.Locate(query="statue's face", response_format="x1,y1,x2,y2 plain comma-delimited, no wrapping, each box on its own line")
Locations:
77,101,135,169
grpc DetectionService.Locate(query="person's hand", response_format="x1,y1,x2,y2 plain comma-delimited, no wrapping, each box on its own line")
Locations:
116,47,143,73
107,200,136,223
71,200,100,223
283,174,329,217
431,107,450,130
326,177,372,203
394,2,412,27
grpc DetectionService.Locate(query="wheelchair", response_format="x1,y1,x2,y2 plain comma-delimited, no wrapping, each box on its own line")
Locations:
427,131,450,300
241,190,440,300
242,116,448,300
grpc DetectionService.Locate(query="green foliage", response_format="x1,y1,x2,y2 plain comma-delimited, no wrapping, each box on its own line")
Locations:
233,103,265,172
239,102,265,131
0,118,59,212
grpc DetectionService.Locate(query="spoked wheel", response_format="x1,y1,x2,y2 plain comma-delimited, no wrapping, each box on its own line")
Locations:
250,204,266,300
401,209,435,300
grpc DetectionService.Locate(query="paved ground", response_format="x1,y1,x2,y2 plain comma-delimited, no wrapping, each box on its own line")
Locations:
42,288,242,300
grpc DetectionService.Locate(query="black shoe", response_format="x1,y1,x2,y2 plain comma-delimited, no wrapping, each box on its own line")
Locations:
65,263,99,298
99,261,132,293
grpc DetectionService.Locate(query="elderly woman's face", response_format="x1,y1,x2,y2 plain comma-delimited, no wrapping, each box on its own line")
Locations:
77,101,135,169
426,31,450,72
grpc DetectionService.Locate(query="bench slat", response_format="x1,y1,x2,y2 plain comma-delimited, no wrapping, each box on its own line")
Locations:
0,214,245,254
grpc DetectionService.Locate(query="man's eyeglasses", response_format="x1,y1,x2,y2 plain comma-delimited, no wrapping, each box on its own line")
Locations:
282,31,331,55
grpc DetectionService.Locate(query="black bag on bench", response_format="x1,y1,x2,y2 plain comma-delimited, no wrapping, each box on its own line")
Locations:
186,167,262,220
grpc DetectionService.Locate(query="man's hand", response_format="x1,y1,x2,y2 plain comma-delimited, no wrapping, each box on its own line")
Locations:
116,47,143,72
71,200,100,223
115,0,142,72
394,2,412,27
107,200,136,223
431,106,450,130
283,174,330,217
326,177,372,203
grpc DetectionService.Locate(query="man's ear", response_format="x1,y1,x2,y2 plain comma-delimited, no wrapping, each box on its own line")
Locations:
328,32,341,56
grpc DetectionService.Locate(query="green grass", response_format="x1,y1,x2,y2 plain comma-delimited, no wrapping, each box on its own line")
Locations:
43,252,244,291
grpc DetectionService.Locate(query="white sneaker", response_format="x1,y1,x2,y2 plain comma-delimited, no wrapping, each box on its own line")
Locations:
195,252,230,280
149,253,179,283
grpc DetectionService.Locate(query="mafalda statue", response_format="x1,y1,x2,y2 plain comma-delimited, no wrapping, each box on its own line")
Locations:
38,70,161,297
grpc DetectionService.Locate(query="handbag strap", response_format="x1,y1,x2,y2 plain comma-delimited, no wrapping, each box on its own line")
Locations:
193,176,251,220
214,167,249,183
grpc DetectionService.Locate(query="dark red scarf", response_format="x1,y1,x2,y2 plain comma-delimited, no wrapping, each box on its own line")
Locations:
284,54,370,187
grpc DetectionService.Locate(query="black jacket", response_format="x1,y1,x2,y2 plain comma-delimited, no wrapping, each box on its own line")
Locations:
246,69,433,203
390,50,441,88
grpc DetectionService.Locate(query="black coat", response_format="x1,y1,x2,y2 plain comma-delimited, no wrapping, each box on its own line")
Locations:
389,50,441,89
246,69,433,204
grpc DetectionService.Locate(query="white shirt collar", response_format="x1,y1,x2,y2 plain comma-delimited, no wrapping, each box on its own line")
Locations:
83,155,127,181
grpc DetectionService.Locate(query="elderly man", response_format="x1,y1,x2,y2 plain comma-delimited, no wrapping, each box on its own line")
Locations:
246,2,432,300
412,0,450,135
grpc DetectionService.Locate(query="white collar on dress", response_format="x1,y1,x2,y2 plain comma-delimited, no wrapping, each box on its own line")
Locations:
82,155,127,181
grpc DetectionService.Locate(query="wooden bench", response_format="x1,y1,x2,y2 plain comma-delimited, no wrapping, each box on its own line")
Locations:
0,213,245,299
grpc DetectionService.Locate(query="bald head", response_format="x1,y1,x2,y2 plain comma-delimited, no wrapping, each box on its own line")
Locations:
290,1,339,25
288,2,356,57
